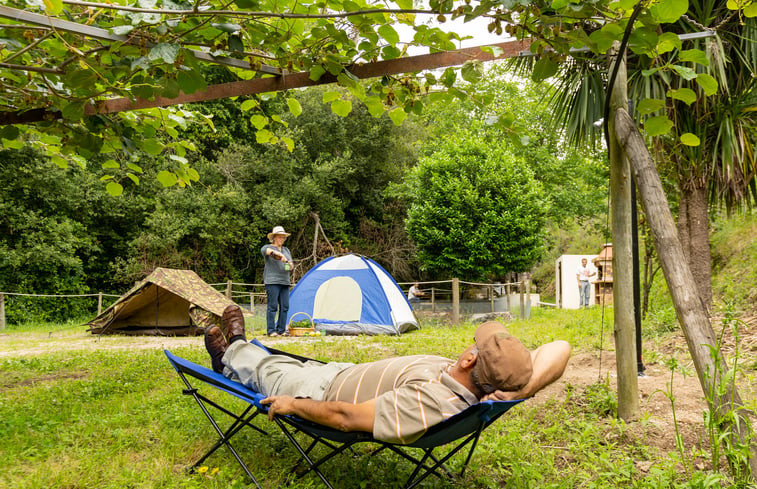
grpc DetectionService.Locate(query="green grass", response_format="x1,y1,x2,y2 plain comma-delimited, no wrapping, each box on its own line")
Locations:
0,309,745,488
711,212,757,315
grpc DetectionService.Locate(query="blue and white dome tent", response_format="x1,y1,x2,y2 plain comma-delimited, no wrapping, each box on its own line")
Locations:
286,254,419,335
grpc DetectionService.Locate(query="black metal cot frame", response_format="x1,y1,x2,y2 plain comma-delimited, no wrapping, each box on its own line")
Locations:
166,348,524,489
169,352,269,488
272,414,498,489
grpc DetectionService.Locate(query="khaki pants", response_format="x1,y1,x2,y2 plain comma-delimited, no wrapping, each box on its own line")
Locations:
222,341,354,400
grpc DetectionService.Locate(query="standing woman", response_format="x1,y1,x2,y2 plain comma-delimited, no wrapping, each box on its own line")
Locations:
261,226,294,336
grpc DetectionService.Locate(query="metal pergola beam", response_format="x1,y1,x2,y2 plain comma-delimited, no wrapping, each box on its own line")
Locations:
0,6,281,75
0,39,531,124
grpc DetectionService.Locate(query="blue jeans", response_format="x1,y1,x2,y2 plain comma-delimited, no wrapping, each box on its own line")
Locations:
579,281,591,307
265,284,290,334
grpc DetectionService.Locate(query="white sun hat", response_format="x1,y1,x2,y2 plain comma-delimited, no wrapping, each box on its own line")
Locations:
267,225,291,241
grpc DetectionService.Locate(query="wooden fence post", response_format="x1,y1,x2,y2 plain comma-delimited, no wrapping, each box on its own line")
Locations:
490,285,495,312
0,293,5,331
431,287,435,313
97,292,103,315
451,278,460,325
519,273,525,320
249,292,254,312
525,273,531,319
225,280,232,299
505,273,511,312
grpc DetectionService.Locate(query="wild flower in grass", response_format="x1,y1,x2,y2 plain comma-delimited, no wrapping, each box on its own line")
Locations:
195,466,220,479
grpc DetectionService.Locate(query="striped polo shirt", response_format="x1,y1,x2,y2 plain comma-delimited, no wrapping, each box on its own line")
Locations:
322,355,479,444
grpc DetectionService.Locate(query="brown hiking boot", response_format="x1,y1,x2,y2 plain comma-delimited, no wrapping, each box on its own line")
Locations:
221,304,246,341
205,325,228,373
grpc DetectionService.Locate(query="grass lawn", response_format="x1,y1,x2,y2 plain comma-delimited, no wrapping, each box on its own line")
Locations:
0,307,752,488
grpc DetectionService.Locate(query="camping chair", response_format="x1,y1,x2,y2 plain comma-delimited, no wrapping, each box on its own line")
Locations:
165,341,525,489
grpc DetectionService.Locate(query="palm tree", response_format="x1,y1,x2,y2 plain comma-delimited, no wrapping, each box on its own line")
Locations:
633,4,756,307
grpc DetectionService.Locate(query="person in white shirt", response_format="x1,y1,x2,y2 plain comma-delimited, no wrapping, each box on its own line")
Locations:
407,283,426,302
576,258,596,308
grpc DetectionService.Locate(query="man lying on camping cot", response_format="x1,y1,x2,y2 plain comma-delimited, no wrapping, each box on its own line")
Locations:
205,305,571,444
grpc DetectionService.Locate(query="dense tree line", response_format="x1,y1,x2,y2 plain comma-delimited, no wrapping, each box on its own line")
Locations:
0,87,421,321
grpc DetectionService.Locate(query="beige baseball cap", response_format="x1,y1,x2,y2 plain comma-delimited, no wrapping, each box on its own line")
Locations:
474,321,533,392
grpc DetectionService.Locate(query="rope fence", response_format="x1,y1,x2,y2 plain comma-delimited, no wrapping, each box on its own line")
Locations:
0,273,537,329
219,273,537,325
0,291,121,330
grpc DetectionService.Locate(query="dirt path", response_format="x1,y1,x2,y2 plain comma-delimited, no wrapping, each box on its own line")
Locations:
0,329,353,359
539,350,713,454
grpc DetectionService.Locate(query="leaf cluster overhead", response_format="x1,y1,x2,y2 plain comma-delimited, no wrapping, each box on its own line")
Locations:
0,0,465,181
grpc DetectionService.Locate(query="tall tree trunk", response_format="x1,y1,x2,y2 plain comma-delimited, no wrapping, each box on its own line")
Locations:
679,181,713,308
614,107,757,478
678,188,690,262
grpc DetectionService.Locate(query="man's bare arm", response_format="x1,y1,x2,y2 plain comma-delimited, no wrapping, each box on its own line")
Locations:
261,396,376,433
483,340,571,401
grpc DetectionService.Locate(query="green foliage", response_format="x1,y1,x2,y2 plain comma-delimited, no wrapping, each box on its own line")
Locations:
416,69,609,288
110,179,255,284
405,131,548,279
0,148,107,321
109,89,424,284
710,211,757,315
415,69,608,285
580,378,618,417
421,70,609,226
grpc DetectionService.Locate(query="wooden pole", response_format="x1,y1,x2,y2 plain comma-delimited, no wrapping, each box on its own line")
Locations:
451,278,460,325
226,280,232,299
608,47,639,421
312,213,319,265
506,274,511,312
490,285,495,313
0,293,5,331
519,273,525,320
97,292,103,315
431,287,436,313
525,273,531,319
615,106,757,476
249,292,254,312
